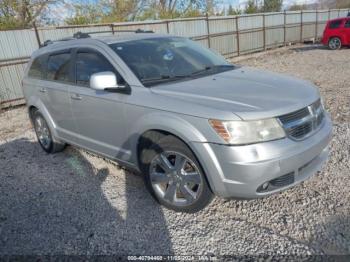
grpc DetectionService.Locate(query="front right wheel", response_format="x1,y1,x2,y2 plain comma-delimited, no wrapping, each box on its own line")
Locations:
141,135,213,213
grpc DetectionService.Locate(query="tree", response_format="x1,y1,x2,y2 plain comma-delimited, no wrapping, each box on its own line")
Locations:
228,4,241,15
65,2,103,25
288,3,308,11
244,0,259,14
0,0,59,29
262,0,283,12
317,0,350,9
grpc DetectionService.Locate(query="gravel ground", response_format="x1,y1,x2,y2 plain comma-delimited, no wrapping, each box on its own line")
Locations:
0,44,349,257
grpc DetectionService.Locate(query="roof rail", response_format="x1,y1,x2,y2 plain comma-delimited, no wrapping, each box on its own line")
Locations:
40,28,154,48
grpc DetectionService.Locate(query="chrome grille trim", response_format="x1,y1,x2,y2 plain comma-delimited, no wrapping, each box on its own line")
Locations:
278,99,325,140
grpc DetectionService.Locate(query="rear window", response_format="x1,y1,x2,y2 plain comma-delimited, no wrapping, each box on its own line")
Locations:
329,20,343,29
47,52,72,82
28,55,46,79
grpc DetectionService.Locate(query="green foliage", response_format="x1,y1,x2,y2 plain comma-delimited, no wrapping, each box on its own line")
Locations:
65,3,102,25
0,0,59,29
288,3,307,11
262,0,283,12
228,4,242,15
244,0,259,14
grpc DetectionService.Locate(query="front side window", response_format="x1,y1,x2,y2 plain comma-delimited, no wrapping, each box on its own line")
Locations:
75,51,122,87
28,55,46,79
109,37,234,87
329,20,343,29
47,52,71,82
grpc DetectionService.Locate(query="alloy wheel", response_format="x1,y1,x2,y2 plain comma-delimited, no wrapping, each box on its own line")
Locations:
149,151,203,207
329,38,341,50
34,115,52,150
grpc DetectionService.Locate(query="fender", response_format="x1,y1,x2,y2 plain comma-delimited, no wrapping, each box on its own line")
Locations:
127,111,208,164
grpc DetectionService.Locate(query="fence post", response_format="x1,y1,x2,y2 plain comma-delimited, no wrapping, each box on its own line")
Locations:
328,9,330,20
166,20,170,33
33,22,41,47
263,14,266,50
206,13,211,48
284,10,287,45
315,10,318,41
111,24,115,34
300,10,303,43
236,16,240,56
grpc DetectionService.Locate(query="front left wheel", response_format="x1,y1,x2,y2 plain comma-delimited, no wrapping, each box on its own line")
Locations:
328,37,342,50
140,135,213,213
32,110,66,153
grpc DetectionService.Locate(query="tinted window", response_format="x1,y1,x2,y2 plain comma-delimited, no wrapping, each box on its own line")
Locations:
76,51,122,87
28,55,46,79
329,20,342,29
47,52,71,82
345,20,350,28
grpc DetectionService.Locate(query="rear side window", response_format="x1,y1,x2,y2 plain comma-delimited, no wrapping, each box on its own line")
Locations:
345,20,350,28
329,20,343,29
75,51,123,87
47,52,72,82
28,55,46,79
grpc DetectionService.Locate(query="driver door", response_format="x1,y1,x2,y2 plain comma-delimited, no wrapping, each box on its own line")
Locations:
69,48,131,162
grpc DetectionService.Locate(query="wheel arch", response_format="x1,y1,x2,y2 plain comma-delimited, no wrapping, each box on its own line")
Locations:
329,35,344,44
131,113,208,170
26,96,58,138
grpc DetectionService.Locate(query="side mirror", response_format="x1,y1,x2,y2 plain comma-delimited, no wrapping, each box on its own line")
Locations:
90,71,125,91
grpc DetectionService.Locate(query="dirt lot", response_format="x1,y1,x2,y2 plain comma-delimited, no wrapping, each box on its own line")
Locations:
0,44,349,256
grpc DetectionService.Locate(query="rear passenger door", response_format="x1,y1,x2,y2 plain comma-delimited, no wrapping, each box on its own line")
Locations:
69,48,130,161
39,50,78,142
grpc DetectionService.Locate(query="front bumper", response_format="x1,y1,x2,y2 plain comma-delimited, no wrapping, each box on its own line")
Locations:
190,115,332,199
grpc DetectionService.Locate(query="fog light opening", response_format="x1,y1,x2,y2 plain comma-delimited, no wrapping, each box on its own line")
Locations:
262,182,269,190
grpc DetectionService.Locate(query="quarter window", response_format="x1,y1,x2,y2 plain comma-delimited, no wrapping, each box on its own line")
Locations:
75,51,123,87
28,55,46,79
47,52,71,82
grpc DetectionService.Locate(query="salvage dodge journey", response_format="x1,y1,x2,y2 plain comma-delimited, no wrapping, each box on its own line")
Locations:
22,31,332,212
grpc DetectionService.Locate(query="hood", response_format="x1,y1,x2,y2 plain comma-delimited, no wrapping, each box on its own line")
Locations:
150,67,320,120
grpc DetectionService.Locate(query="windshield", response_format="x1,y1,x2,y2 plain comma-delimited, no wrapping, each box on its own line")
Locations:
109,37,235,87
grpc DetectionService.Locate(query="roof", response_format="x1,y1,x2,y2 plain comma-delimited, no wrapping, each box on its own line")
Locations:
32,32,177,58
97,33,172,44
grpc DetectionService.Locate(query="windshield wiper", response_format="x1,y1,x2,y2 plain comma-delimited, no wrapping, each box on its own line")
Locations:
191,64,235,76
141,64,235,86
141,74,190,85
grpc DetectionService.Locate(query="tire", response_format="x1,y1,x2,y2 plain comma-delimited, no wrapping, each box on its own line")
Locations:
141,135,213,213
328,37,342,50
32,110,66,153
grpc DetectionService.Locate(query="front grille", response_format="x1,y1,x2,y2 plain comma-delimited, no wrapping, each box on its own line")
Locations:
278,99,325,140
289,122,312,138
279,107,309,124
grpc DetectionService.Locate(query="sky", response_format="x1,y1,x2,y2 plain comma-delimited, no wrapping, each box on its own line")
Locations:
50,0,319,24
219,0,318,10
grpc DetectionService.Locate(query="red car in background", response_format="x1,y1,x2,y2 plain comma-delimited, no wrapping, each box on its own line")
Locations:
322,17,350,50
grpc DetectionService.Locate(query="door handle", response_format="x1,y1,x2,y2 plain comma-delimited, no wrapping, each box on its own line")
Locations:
39,87,46,93
71,93,82,100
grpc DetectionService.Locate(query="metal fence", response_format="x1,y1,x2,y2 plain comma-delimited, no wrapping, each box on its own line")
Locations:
0,8,349,108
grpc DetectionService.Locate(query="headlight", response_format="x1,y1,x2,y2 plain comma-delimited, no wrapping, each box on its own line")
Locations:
209,118,285,145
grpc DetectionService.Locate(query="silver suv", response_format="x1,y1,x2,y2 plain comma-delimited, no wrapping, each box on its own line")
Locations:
22,31,332,212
